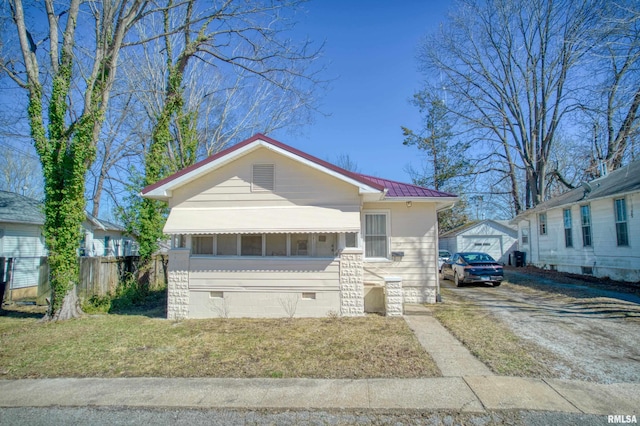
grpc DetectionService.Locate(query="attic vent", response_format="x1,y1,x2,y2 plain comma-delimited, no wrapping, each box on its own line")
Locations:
252,164,275,191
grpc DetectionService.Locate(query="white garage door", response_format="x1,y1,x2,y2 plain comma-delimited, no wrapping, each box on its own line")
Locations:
461,236,502,260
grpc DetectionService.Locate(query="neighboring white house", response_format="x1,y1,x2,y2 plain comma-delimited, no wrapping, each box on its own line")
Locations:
0,190,47,295
439,219,518,264
1,190,137,298
510,160,640,282
80,213,137,257
142,134,458,319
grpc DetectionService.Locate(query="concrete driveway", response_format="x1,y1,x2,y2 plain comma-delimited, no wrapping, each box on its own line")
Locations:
440,269,640,384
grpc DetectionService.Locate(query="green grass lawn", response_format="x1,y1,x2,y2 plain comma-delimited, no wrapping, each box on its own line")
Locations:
0,300,439,379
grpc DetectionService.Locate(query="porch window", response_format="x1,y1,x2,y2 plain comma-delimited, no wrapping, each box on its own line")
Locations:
216,234,238,255
266,233,287,256
291,233,309,256
521,228,529,245
614,198,629,246
192,235,214,255
241,234,262,256
563,209,573,248
345,232,358,248
580,205,592,247
104,236,110,256
364,213,388,259
538,213,547,235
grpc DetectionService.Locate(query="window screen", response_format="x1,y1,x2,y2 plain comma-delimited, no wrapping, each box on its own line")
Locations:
364,213,387,258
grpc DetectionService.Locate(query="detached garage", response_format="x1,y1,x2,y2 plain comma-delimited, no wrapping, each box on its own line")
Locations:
439,220,518,264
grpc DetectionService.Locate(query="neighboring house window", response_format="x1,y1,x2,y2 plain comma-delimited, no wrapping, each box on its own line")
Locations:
192,236,214,255
521,228,529,245
216,234,238,255
563,209,573,248
614,198,629,246
538,213,547,235
241,234,262,256
252,164,275,191
580,205,592,247
104,236,110,256
364,213,388,258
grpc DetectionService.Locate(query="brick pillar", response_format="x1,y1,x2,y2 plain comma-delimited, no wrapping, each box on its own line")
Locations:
167,249,190,320
384,276,403,316
339,248,364,317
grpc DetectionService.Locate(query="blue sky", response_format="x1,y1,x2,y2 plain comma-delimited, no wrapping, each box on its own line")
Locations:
273,0,452,183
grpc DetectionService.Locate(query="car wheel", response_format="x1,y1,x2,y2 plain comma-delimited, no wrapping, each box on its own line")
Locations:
493,282,502,287
454,272,463,287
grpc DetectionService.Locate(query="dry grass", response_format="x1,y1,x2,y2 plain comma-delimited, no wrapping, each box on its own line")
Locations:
0,305,438,379
431,287,563,378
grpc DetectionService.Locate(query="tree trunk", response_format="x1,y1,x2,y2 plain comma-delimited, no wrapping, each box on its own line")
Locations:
43,285,83,321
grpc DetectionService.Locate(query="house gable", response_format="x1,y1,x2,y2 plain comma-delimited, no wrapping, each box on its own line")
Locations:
142,134,384,201
168,145,363,210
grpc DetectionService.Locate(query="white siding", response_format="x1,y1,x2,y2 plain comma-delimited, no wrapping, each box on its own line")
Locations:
440,222,518,264
0,222,46,289
188,257,340,291
522,192,640,281
361,202,439,303
169,147,361,211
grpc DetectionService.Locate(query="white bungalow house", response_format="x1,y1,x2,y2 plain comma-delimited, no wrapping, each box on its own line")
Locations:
142,134,458,319
439,219,518,264
510,160,640,282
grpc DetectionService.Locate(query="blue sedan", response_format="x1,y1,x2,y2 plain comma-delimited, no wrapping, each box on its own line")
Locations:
441,252,504,287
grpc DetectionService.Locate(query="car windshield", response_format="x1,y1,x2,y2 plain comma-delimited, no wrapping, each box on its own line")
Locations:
460,253,495,263
439,250,450,258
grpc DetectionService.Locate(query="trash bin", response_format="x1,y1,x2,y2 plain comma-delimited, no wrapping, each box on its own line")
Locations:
514,251,526,267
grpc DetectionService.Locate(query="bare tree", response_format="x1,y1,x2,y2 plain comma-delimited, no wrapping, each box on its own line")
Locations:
122,0,325,260
417,0,602,213
583,1,640,175
0,148,42,199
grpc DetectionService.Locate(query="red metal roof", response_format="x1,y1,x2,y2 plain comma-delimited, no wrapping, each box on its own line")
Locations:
141,133,456,199
356,174,457,198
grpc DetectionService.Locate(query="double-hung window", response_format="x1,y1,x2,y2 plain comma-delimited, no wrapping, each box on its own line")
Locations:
580,205,592,247
563,209,573,248
364,213,388,259
538,213,547,235
614,198,629,246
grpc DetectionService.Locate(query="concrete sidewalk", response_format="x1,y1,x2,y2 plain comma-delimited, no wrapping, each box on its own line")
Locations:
0,304,638,417
0,377,638,415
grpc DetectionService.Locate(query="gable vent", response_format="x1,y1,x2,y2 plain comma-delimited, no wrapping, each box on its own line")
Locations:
252,164,275,191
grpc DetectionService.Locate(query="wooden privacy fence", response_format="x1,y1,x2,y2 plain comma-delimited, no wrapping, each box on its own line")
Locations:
1,255,167,305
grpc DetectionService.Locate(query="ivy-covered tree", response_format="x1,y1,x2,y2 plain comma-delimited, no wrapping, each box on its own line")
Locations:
4,0,147,320
121,0,324,261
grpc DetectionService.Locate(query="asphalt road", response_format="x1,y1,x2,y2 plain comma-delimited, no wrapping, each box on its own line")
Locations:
0,406,609,426
441,269,640,384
